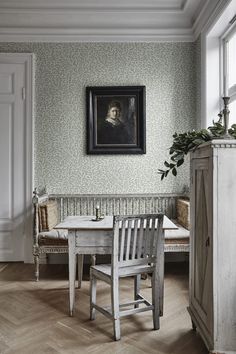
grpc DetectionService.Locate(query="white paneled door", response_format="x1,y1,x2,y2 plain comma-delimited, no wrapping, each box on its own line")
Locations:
0,54,33,262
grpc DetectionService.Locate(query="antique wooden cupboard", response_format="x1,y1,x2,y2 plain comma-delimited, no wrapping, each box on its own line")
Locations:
188,140,236,354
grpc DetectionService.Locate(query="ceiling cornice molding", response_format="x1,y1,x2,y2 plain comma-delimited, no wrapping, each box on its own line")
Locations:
0,29,194,43
0,0,185,11
193,0,231,40
0,0,225,43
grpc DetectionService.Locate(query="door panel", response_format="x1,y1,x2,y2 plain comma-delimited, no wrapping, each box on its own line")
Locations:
0,63,25,261
0,103,12,220
191,157,213,335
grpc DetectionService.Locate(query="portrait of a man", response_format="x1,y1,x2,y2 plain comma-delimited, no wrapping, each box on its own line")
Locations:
87,86,146,154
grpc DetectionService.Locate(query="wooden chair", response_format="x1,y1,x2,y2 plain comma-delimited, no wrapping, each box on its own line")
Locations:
90,213,164,341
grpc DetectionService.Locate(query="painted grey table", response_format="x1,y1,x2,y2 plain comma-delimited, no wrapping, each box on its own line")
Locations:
56,215,177,316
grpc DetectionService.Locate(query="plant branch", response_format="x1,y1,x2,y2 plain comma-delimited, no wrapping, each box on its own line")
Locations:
158,122,236,180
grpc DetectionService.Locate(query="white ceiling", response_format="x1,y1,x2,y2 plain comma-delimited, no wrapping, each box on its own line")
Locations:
0,0,226,42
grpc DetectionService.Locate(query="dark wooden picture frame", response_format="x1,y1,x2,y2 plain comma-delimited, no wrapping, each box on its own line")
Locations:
87,86,146,154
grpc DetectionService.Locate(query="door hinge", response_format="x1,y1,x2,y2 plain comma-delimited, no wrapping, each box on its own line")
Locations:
206,236,210,247
22,87,26,100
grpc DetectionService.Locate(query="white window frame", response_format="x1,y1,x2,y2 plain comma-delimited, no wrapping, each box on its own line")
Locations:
201,0,236,128
221,23,236,102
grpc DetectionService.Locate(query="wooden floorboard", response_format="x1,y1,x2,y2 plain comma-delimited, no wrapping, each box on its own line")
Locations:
0,262,208,354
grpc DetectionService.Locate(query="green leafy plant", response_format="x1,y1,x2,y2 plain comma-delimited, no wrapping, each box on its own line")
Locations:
158,121,236,180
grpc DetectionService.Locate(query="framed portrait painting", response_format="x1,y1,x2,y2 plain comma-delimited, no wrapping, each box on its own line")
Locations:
86,86,146,154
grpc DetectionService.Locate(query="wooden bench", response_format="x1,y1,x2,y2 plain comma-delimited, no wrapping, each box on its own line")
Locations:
32,190,92,285
165,197,190,252
32,190,190,282
164,221,190,253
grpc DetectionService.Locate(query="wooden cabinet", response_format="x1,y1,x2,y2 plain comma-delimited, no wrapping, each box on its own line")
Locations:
188,140,236,354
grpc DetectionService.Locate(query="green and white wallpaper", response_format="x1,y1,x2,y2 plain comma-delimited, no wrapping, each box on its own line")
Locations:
0,42,197,194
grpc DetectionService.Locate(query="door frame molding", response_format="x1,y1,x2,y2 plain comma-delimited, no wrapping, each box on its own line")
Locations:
0,53,34,263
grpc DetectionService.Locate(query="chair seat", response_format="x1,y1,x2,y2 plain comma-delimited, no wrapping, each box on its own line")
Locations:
91,263,154,278
38,229,68,246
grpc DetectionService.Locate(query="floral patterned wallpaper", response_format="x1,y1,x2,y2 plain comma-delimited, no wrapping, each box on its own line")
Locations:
0,42,196,194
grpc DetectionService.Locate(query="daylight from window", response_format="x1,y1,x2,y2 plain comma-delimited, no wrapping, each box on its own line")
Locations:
229,99,236,126
228,31,236,125
228,32,236,89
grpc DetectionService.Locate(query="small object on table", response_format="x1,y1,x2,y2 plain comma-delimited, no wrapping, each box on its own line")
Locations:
92,205,104,221
95,205,100,220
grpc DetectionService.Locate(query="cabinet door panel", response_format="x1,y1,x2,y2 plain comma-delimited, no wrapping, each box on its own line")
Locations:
190,157,213,335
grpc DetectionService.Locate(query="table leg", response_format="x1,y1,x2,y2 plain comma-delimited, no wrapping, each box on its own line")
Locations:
159,242,164,316
69,231,76,316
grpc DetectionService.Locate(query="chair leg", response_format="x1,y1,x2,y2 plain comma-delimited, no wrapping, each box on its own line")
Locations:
34,254,39,281
159,252,164,317
134,274,141,308
111,277,120,341
90,271,97,320
151,272,160,330
77,254,84,289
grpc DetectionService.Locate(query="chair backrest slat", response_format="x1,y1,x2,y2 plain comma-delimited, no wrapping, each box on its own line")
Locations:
131,219,139,260
119,220,126,262
125,220,132,260
112,214,164,272
143,219,149,258
137,218,144,258
149,218,156,256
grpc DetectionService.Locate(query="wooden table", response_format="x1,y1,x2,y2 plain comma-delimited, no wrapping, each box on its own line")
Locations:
56,215,177,316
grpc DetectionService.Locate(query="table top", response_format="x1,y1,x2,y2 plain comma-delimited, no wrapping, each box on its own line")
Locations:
55,215,178,230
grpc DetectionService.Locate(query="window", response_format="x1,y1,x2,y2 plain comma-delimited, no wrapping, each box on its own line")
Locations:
203,1,236,128
222,23,236,126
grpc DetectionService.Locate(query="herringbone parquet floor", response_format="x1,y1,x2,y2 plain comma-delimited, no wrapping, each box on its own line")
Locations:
0,262,208,354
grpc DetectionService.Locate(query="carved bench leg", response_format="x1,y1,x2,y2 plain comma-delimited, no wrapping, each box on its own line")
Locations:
91,255,96,266
77,254,96,288
77,254,84,289
192,320,197,331
34,254,39,281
